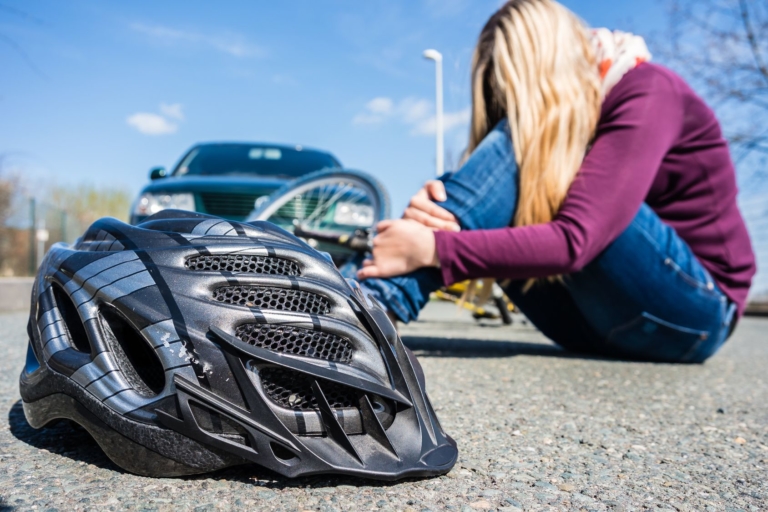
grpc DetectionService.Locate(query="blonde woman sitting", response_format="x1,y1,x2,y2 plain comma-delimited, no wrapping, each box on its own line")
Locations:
356,0,756,363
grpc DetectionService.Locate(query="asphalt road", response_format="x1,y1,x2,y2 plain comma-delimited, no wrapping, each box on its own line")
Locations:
1,302,766,511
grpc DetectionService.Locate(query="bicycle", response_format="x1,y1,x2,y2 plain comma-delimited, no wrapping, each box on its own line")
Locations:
247,168,514,324
247,168,389,265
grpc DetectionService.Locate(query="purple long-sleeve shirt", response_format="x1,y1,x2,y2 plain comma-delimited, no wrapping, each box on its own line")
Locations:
434,63,756,315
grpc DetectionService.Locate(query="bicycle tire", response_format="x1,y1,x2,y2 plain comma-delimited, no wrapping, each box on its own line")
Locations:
494,296,514,325
248,168,390,226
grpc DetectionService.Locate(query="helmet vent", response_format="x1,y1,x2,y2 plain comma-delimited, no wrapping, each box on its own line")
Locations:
185,254,300,276
270,442,297,462
259,367,357,411
213,286,330,314
235,324,352,363
189,402,252,448
100,307,166,397
51,283,91,354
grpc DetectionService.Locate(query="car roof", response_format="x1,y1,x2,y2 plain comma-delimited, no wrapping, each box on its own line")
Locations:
193,141,334,156
171,142,342,171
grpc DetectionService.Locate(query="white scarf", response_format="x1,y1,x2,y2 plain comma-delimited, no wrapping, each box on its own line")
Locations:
591,28,652,96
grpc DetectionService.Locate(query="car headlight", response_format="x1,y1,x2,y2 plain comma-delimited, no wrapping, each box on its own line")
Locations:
133,192,195,217
333,202,374,226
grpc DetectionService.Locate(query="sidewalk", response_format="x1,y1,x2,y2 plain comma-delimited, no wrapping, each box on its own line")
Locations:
0,277,33,312
0,302,766,511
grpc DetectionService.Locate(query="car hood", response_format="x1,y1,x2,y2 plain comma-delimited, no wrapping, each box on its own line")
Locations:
140,175,288,195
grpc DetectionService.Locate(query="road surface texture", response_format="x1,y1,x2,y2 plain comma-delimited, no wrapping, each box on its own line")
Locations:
1,302,766,511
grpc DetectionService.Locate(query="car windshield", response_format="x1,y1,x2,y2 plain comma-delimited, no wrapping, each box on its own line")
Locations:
173,144,339,178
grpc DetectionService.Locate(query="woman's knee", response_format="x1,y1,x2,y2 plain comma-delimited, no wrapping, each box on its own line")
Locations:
436,120,519,231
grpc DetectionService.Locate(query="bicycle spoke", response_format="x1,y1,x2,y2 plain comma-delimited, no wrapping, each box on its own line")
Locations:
307,182,349,224
304,182,354,225
299,183,332,229
252,171,388,253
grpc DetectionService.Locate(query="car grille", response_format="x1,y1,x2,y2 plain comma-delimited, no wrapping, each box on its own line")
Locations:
199,192,265,220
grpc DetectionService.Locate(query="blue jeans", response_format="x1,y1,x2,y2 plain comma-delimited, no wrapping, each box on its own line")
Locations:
360,119,737,363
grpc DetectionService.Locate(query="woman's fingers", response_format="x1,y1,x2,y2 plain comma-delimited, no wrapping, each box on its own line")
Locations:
356,265,382,280
357,219,438,281
408,193,457,222
375,219,395,232
425,180,447,202
403,206,460,231
403,207,439,229
402,182,460,232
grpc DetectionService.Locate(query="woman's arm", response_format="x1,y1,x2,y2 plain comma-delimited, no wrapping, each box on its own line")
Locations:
434,66,685,284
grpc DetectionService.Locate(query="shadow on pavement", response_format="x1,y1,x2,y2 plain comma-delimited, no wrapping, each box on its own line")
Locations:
402,335,571,358
401,335,697,364
7,400,121,472
6,400,425,489
187,467,424,490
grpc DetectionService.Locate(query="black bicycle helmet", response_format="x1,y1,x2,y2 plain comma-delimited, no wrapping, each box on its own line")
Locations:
19,210,457,479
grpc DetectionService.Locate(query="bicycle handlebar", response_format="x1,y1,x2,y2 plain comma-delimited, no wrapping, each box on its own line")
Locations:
293,225,372,252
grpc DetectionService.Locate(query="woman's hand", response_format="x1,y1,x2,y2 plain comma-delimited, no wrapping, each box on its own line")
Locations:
356,219,439,279
403,180,461,232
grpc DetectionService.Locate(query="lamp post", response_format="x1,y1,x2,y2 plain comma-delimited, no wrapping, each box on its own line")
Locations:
423,49,444,177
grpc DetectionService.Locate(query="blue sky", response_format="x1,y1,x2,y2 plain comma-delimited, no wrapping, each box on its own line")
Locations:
1,0,669,215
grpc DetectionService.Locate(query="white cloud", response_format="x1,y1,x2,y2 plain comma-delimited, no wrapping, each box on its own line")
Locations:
130,23,266,58
411,107,471,136
397,98,431,123
352,96,470,137
127,103,185,135
159,103,184,121
367,97,394,114
352,97,395,125
352,112,384,125
126,113,178,135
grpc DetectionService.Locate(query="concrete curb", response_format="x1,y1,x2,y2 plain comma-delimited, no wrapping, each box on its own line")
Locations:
0,277,33,312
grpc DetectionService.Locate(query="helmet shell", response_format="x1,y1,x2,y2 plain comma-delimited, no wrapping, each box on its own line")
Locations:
20,210,458,479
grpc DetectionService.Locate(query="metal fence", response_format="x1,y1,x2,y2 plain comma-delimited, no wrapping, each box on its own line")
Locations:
0,196,86,277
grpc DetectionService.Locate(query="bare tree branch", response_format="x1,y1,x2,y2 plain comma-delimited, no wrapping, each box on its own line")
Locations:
0,4,47,79
0,34,47,79
658,0,768,171
739,0,768,85
0,4,44,25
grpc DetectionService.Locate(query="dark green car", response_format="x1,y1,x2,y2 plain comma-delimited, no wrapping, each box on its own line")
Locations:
130,142,341,225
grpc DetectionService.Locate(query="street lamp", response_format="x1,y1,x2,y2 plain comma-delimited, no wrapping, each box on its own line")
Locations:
423,49,444,177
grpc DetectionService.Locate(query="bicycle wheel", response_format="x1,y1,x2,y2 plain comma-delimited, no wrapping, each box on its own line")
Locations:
491,282,513,325
493,295,514,325
247,168,390,256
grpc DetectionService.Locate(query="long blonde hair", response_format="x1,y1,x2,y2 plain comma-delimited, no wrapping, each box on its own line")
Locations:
469,0,602,228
